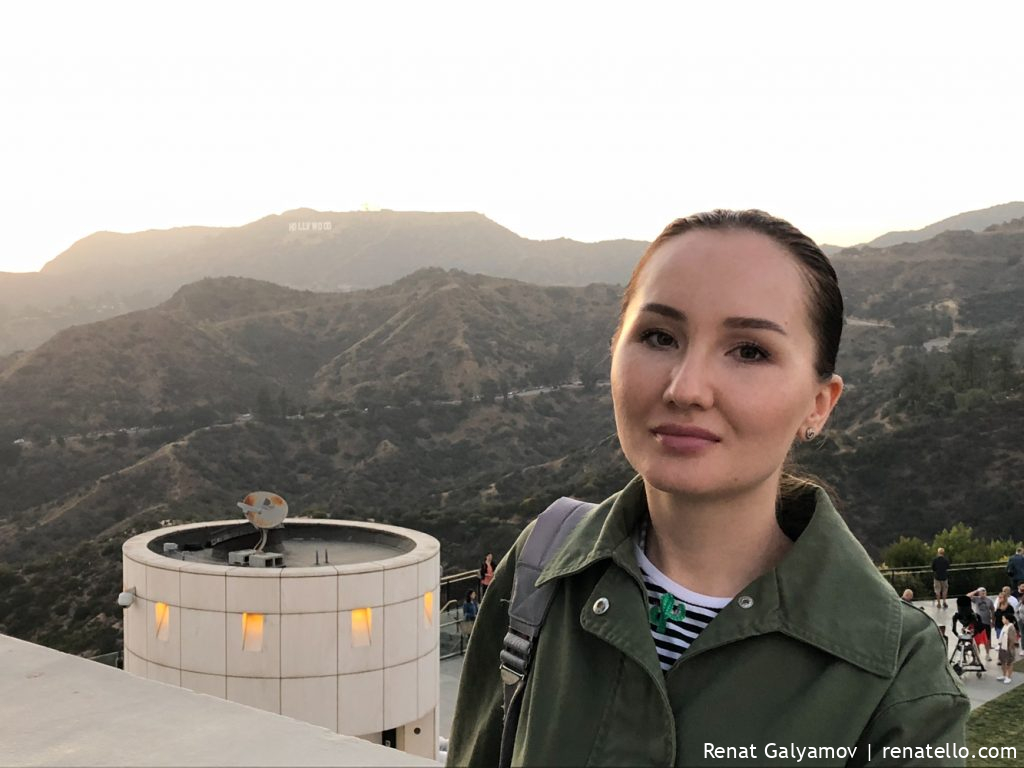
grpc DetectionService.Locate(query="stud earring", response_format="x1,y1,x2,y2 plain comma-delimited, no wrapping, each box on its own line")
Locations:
805,428,816,441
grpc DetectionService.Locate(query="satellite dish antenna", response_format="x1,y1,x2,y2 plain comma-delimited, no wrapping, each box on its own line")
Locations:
238,492,288,552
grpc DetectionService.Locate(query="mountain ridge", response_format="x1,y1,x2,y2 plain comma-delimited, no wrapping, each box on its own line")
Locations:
0,269,620,436
865,201,1024,249
4,204,1024,356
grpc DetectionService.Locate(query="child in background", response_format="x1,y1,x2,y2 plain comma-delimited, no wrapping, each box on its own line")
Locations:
463,590,479,621
997,613,1018,684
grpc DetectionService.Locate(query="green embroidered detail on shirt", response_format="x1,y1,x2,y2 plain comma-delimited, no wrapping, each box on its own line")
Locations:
651,592,686,633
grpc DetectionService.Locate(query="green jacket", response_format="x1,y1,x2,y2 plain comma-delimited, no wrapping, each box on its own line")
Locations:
448,476,969,766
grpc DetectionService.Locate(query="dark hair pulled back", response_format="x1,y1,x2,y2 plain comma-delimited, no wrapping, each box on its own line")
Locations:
614,209,845,502
615,209,843,380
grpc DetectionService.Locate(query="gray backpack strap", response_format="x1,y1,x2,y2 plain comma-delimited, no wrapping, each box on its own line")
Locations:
497,497,595,768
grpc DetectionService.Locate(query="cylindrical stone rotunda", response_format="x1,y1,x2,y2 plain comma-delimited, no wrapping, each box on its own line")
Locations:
121,516,441,760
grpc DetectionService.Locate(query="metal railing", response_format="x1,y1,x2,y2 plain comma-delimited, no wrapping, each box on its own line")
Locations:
878,560,1012,600
440,569,479,607
85,650,123,668
440,570,481,659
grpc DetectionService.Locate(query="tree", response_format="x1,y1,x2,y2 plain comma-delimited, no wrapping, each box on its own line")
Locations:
0,564,21,590
933,523,997,565
480,379,501,403
992,347,1017,391
185,404,219,429
580,366,601,392
881,536,930,568
255,387,275,421
954,388,991,412
952,341,980,390
0,443,21,468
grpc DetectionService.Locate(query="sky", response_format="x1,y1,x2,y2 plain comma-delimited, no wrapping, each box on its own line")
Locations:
1,1,1022,273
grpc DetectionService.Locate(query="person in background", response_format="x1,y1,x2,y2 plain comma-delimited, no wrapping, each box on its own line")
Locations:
932,547,950,609
1017,583,1024,649
993,592,1015,641
966,587,995,661
951,596,983,669
951,597,980,639
901,588,914,603
463,590,479,621
996,612,1018,684
995,586,1019,612
1007,546,1024,591
479,553,494,599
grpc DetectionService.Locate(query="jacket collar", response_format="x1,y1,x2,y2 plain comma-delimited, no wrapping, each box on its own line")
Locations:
536,475,902,679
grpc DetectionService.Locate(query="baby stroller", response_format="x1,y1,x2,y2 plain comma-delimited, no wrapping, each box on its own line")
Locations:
950,596,986,678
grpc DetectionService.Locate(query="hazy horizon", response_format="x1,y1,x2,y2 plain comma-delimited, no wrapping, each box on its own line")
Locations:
2,1,1022,273
5,201,1021,276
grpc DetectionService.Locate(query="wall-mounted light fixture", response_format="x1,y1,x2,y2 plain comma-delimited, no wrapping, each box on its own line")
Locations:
154,602,170,641
423,591,434,627
351,607,372,647
242,612,264,652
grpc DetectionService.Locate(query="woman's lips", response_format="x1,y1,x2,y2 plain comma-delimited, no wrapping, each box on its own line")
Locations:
652,424,721,452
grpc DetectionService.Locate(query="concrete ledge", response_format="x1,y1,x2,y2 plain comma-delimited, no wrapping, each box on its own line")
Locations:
0,634,438,767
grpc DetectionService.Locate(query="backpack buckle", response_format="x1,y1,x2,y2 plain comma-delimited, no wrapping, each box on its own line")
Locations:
499,663,523,687
499,629,531,685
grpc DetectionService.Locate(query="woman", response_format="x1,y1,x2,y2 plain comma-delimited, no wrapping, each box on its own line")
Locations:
993,592,1015,640
479,553,494,598
995,585,1018,611
996,612,1018,683
448,210,968,766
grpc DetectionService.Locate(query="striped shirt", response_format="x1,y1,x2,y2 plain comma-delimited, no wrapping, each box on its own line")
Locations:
636,520,731,671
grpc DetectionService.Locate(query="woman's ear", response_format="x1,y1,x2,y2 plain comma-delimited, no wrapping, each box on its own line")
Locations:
801,374,844,438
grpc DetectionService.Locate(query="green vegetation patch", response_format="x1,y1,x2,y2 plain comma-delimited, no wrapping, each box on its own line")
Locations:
966,671,1024,767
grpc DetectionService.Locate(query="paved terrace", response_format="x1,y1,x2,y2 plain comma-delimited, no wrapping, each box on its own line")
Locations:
0,634,438,767
5,599,1012,766
914,600,1022,709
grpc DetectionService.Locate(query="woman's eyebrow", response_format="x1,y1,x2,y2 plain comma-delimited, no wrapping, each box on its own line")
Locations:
724,317,787,335
639,304,786,336
639,302,685,321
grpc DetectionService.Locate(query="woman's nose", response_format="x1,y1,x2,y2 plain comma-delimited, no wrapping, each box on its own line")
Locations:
663,354,715,409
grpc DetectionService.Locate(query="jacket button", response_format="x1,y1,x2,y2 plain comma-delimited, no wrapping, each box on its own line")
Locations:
738,596,754,609
592,597,610,615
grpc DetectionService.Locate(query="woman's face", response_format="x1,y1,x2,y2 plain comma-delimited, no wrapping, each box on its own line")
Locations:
611,228,842,500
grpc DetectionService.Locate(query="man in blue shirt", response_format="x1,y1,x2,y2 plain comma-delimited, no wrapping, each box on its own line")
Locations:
1007,547,1024,592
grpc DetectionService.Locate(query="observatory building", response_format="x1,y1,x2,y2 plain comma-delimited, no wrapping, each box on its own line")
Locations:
120,493,441,761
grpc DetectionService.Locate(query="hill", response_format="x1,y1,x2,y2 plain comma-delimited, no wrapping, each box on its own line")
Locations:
864,202,1024,249
1,225,1023,658
0,210,645,355
0,270,619,436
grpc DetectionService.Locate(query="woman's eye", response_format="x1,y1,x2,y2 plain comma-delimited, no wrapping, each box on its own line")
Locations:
733,343,770,362
639,329,676,349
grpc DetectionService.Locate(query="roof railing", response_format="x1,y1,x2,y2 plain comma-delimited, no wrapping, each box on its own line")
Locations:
878,560,1014,598
439,570,482,659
